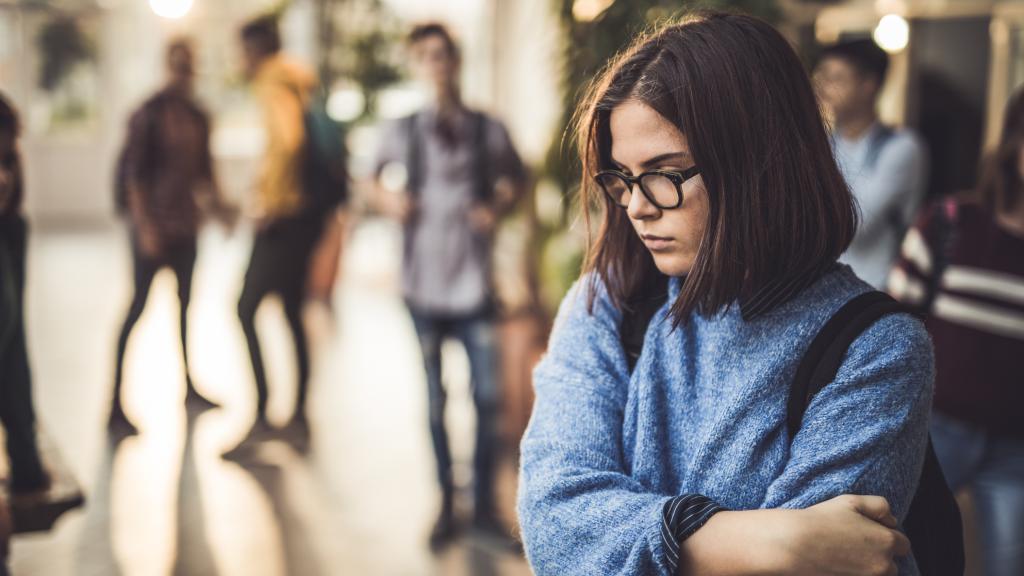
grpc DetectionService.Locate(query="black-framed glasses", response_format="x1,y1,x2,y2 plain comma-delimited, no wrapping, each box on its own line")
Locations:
594,167,700,209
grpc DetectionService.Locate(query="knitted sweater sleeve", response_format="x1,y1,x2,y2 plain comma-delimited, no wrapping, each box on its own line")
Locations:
759,312,935,574
517,279,677,576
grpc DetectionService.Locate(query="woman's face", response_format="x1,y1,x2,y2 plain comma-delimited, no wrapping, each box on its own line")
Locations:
609,99,709,277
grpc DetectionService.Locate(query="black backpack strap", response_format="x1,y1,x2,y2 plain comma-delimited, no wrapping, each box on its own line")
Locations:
789,290,965,575
404,112,422,197
787,291,913,439
922,198,960,313
865,124,895,170
470,111,493,202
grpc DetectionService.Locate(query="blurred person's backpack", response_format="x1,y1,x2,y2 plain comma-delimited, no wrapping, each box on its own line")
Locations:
865,125,917,247
113,146,130,215
301,99,349,213
622,286,965,576
864,125,895,170
402,110,493,203
399,109,495,285
918,197,961,313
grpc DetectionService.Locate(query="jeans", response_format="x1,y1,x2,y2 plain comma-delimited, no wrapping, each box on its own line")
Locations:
931,412,1024,576
409,308,500,516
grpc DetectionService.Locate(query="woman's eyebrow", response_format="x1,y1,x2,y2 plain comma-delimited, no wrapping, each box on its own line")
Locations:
609,151,692,171
640,151,691,169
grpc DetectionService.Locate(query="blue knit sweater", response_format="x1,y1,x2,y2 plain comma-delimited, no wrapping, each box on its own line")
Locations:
517,265,934,575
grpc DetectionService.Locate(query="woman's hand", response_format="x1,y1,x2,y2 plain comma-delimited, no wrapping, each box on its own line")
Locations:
678,494,909,576
770,495,910,575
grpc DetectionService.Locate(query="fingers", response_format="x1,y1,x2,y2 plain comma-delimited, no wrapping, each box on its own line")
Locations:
867,529,908,576
889,528,911,557
847,495,898,528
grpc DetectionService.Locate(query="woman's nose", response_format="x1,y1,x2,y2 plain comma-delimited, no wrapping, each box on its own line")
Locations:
626,183,659,220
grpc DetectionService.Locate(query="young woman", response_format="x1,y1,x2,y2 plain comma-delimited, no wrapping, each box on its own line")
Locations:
518,12,932,576
890,88,1024,576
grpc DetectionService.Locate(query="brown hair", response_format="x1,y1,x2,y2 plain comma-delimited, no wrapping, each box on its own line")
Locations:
976,88,1024,215
240,15,281,57
817,38,889,86
575,11,857,324
407,22,460,61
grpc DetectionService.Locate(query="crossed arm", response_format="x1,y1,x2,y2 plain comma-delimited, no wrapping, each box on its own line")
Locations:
517,283,932,576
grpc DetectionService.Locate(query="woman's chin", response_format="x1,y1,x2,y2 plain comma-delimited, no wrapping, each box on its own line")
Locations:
651,254,692,278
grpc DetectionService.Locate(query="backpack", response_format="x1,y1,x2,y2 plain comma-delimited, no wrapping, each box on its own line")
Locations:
920,198,960,313
622,289,965,576
399,109,496,295
402,109,493,202
301,100,349,213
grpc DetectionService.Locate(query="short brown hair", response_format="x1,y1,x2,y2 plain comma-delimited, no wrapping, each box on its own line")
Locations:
575,11,857,324
818,38,890,86
241,15,281,57
407,22,459,60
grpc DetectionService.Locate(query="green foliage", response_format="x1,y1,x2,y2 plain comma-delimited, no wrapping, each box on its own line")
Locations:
313,0,403,120
36,17,94,92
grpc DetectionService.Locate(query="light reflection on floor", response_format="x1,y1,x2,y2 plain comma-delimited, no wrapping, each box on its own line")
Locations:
10,218,529,576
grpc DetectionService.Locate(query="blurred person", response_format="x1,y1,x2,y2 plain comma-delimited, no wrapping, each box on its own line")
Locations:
516,13,953,576
372,23,528,549
0,494,8,576
306,209,348,309
889,87,1024,576
224,16,324,458
815,38,928,289
109,38,232,435
0,92,50,495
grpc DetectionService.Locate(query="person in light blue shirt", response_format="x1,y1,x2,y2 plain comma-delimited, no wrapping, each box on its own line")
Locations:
815,39,929,289
517,12,933,576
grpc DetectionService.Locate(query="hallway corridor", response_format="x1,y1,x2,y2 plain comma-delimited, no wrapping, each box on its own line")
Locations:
7,218,530,576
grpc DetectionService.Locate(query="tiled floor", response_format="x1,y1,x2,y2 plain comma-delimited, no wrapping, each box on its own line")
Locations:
8,218,531,576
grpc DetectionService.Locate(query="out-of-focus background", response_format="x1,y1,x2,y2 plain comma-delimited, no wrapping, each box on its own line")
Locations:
0,0,1021,574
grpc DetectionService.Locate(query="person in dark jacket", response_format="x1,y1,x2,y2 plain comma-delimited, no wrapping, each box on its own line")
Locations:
0,93,49,496
109,38,232,435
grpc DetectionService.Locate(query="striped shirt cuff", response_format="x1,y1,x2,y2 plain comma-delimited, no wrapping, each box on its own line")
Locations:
661,494,727,574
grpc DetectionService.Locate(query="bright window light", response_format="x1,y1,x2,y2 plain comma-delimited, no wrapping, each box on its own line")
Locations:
150,0,193,20
327,87,366,123
572,0,615,22
873,14,909,54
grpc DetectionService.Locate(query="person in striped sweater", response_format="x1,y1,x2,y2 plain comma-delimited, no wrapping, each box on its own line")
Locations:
889,87,1024,576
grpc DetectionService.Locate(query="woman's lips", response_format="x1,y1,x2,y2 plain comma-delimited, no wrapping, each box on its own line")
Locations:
641,234,674,252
